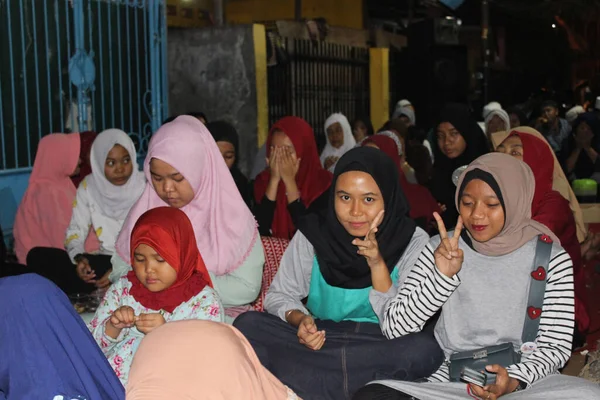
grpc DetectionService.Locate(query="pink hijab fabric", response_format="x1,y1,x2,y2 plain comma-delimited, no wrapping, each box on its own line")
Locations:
13,133,80,264
115,115,257,276
127,320,294,400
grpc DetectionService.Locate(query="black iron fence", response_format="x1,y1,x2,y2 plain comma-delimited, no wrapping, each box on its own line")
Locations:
268,38,370,150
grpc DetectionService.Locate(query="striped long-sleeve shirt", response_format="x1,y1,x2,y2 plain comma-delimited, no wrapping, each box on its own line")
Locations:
374,235,575,387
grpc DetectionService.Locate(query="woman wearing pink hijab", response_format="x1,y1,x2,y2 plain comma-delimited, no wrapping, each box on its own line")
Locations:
14,134,81,264
127,320,299,399
13,133,98,293
112,116,264,322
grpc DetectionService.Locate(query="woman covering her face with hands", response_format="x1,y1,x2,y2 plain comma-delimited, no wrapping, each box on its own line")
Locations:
560,112,600,181
354,153,600,400
254,116,332,239
236,147,443,400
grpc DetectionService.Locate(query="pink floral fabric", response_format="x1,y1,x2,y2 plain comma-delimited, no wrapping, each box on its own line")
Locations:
89,276,223,385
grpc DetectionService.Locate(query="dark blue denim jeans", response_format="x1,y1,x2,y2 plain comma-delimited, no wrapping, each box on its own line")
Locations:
233,311,444,400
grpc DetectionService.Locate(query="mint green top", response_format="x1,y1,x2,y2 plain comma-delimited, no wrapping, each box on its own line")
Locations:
306,256,399,323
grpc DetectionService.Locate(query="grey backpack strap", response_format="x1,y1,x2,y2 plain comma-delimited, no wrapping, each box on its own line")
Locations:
522,235,553,345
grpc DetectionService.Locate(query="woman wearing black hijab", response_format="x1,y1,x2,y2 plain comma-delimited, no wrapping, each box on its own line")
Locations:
206,120,252,207
234,147,443,400
430,103,489,228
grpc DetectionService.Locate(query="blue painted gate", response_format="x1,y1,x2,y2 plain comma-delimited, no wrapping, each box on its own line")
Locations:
0,0,168,172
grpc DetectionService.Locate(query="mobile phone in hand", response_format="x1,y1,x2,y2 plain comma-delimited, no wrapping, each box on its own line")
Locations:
460,367,487,387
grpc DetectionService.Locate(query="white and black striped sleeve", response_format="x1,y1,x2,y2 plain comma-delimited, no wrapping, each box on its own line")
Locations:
382,244,461,339
506,250,575,386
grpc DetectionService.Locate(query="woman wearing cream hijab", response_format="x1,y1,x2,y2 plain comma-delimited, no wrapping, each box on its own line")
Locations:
127,320,299,399
490,127,587,243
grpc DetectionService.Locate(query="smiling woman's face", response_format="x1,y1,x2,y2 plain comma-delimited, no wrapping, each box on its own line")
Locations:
334,171,384,237
459,179,505,242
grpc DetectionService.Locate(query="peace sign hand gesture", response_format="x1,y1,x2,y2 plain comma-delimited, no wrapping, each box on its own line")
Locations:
353,210,385,269
433,212,464,278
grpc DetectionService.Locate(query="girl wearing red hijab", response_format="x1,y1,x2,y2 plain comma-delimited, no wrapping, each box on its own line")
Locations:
254,116,332,239
497,130,590,335
89,207,223,385
363,135,440,233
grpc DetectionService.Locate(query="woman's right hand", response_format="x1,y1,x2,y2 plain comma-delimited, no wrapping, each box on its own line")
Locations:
76,258,96,283
433,212,464,278
279,148,301,184
109,306,136,330
297,315,326,351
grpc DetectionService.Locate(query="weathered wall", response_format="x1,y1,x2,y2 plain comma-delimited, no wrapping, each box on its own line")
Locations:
168,25,260,175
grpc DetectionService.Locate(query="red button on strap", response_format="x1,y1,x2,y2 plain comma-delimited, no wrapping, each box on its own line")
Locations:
540,234,553,243
527,306,542,319
531,266,546,281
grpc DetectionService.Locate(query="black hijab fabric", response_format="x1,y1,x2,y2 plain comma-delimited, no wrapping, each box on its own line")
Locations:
296,147,416,289
430,103,489,228
206,121,252,206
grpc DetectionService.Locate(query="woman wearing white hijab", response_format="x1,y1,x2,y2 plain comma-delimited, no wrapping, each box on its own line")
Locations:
66,129,146,289
321,113,356,171
485,108,511,138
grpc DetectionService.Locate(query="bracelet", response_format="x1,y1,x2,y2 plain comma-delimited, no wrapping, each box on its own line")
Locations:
284,309,299,321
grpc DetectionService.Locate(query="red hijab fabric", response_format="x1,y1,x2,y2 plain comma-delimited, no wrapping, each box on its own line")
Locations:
71,131,97,188
254,116,332,239
513,131,589,332
362,135,440,228
126,207,213,314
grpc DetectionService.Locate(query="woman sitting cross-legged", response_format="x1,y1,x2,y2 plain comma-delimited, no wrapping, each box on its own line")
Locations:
353,153,600,400
234,147,444,400
64,129,145,292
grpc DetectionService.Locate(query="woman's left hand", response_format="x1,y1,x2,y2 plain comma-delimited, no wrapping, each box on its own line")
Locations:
352,210,385,269
469,365,520,400
279,148,300,183
135,312,166,334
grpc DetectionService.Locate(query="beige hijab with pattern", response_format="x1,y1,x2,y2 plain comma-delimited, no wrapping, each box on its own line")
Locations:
491,127,586,243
